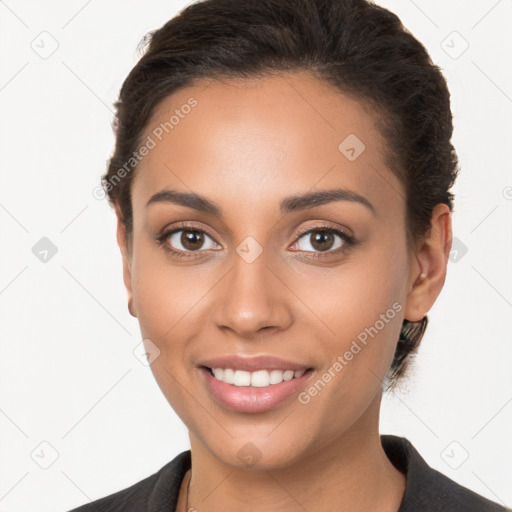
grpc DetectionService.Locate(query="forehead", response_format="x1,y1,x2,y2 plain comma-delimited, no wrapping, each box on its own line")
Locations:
131,71,402,218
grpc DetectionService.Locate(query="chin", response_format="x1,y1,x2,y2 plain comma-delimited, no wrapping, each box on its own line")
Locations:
199,429,315,471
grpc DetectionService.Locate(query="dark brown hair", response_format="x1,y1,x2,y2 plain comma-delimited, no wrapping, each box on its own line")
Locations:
102,0,459,387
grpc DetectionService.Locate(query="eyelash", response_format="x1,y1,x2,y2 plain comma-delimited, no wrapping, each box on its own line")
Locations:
156,221,355,260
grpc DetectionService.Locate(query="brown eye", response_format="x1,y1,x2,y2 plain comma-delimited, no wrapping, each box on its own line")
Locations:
294,229,346,253
180,230,204,250
165,229,220,252
309,231,336,251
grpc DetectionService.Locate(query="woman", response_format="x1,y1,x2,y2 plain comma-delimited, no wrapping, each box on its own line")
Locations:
69,0,508,510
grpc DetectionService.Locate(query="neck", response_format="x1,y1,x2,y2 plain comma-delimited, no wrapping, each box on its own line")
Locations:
183,394,405,512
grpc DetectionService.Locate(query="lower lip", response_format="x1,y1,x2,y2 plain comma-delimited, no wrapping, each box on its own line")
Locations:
199,367,313,413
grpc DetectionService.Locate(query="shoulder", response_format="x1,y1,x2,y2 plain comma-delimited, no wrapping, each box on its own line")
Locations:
66,450,191,512
381,435,510,512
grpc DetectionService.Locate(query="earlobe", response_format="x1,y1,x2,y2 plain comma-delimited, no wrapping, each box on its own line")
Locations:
403,204,452,322
115,207,137,318
127,297,136,317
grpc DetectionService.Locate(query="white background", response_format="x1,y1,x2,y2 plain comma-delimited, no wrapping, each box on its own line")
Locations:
0,1,511,510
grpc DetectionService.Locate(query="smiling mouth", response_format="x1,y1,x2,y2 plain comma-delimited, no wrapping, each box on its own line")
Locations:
202,366,314,387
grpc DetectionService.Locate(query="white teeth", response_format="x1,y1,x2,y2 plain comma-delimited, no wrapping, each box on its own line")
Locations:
251,370,270,387
269,369,284,385
283,370,294,381
233,370,251,386
223,368,235,384
210,367,308,387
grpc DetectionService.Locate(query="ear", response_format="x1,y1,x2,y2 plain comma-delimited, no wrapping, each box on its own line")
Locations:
403,203,452,322
115,206,137,318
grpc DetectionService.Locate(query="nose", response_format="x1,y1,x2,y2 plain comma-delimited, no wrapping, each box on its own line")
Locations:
212,250,293,339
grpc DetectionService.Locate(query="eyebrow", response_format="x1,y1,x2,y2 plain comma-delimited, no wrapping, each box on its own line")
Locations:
145,187,375,216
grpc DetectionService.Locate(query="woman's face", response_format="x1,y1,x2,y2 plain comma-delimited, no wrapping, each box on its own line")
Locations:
121,71,423,469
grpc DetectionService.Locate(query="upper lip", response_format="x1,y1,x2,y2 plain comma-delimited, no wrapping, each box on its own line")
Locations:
198,355,312,372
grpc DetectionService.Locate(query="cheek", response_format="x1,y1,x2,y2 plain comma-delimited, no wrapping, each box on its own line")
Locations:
292,260,406,430
129,243,202,366
296,241,407,382
130,248,208,421
130,234,203,327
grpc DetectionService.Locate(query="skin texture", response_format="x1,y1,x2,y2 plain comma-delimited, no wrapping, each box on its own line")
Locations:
115,71,452,512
